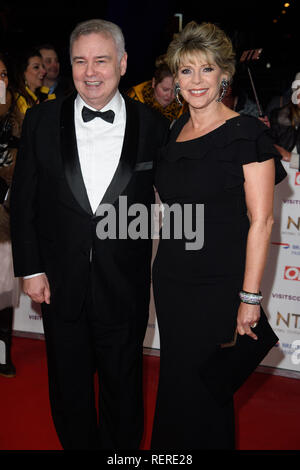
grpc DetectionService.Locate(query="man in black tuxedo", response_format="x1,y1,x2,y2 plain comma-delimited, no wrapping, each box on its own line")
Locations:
10,19,168,450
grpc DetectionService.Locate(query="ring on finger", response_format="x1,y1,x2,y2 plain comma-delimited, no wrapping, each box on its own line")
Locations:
250,322,258,329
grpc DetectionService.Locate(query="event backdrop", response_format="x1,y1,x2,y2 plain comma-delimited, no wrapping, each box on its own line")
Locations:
259,161,300,373
12,162,300,375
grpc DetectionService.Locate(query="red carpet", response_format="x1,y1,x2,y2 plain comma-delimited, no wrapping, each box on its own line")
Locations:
0,336,300,451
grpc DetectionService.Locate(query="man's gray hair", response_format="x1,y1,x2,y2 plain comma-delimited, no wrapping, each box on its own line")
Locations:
70,19,126,63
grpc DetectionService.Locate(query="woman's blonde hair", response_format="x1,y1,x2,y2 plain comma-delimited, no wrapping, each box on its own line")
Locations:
166,21,236,81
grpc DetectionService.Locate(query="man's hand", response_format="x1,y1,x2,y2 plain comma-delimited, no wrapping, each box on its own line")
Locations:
23,274,51,304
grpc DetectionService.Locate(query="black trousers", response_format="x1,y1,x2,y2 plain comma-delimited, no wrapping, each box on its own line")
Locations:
41,285,147,450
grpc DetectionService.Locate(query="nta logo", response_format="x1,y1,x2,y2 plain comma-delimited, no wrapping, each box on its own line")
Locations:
287,216,300,231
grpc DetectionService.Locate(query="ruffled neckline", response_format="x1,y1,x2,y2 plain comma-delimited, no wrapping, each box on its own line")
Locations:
174,113,242,144
159,112,287,187
161,113,274,162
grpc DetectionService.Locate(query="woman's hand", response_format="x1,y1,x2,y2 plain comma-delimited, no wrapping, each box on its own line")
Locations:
237,302,261,340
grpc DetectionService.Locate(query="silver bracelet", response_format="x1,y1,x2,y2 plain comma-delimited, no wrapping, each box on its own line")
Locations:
239,290,263,305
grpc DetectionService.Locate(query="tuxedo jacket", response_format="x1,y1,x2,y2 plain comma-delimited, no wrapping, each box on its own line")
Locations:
10,93,169,325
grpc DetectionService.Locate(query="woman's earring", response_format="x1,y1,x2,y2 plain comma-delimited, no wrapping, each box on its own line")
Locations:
174,82,182,106
216,78,229,102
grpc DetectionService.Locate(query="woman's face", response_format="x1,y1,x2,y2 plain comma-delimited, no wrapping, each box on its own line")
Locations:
0,60,8,89
24,56,46,92
153,76,175,107
176,52,227,110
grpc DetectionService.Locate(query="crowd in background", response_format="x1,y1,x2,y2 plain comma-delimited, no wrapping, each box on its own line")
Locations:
0,38,299,378
0,44,74,377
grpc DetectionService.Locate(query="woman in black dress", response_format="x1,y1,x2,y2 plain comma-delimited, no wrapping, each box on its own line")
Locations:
151,22,286,450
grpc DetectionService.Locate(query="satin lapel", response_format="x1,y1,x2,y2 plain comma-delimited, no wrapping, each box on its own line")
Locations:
60,94,93,215
99,95,138,206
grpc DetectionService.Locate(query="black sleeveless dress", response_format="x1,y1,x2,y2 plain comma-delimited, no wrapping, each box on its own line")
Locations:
151,114,286,450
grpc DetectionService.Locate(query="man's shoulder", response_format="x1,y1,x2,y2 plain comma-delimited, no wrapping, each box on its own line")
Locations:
26,96,63,119
25,95,74,130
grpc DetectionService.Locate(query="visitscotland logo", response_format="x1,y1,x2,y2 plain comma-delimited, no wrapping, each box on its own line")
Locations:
272,293,300,301
271,242,290,249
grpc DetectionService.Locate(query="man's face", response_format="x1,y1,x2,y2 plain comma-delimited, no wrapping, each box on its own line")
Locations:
40,48,60,81
71,32,127,109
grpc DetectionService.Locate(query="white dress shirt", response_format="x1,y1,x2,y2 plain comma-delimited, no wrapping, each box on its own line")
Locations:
24,90,126,279
75,90,126,213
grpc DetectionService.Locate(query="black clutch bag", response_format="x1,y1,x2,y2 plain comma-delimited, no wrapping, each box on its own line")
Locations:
199,308,279,405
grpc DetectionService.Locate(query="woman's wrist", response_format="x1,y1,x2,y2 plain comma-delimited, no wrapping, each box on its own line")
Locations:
239,290,263,305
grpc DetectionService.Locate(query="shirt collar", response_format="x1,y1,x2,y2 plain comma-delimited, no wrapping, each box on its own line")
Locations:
49,82,58,94
75,90,123,117
25,86,38,102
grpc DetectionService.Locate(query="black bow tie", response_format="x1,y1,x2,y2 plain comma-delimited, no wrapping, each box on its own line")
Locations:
82,106,115,124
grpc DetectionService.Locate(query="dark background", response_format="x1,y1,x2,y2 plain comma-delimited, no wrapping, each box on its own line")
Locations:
0,0,298,110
